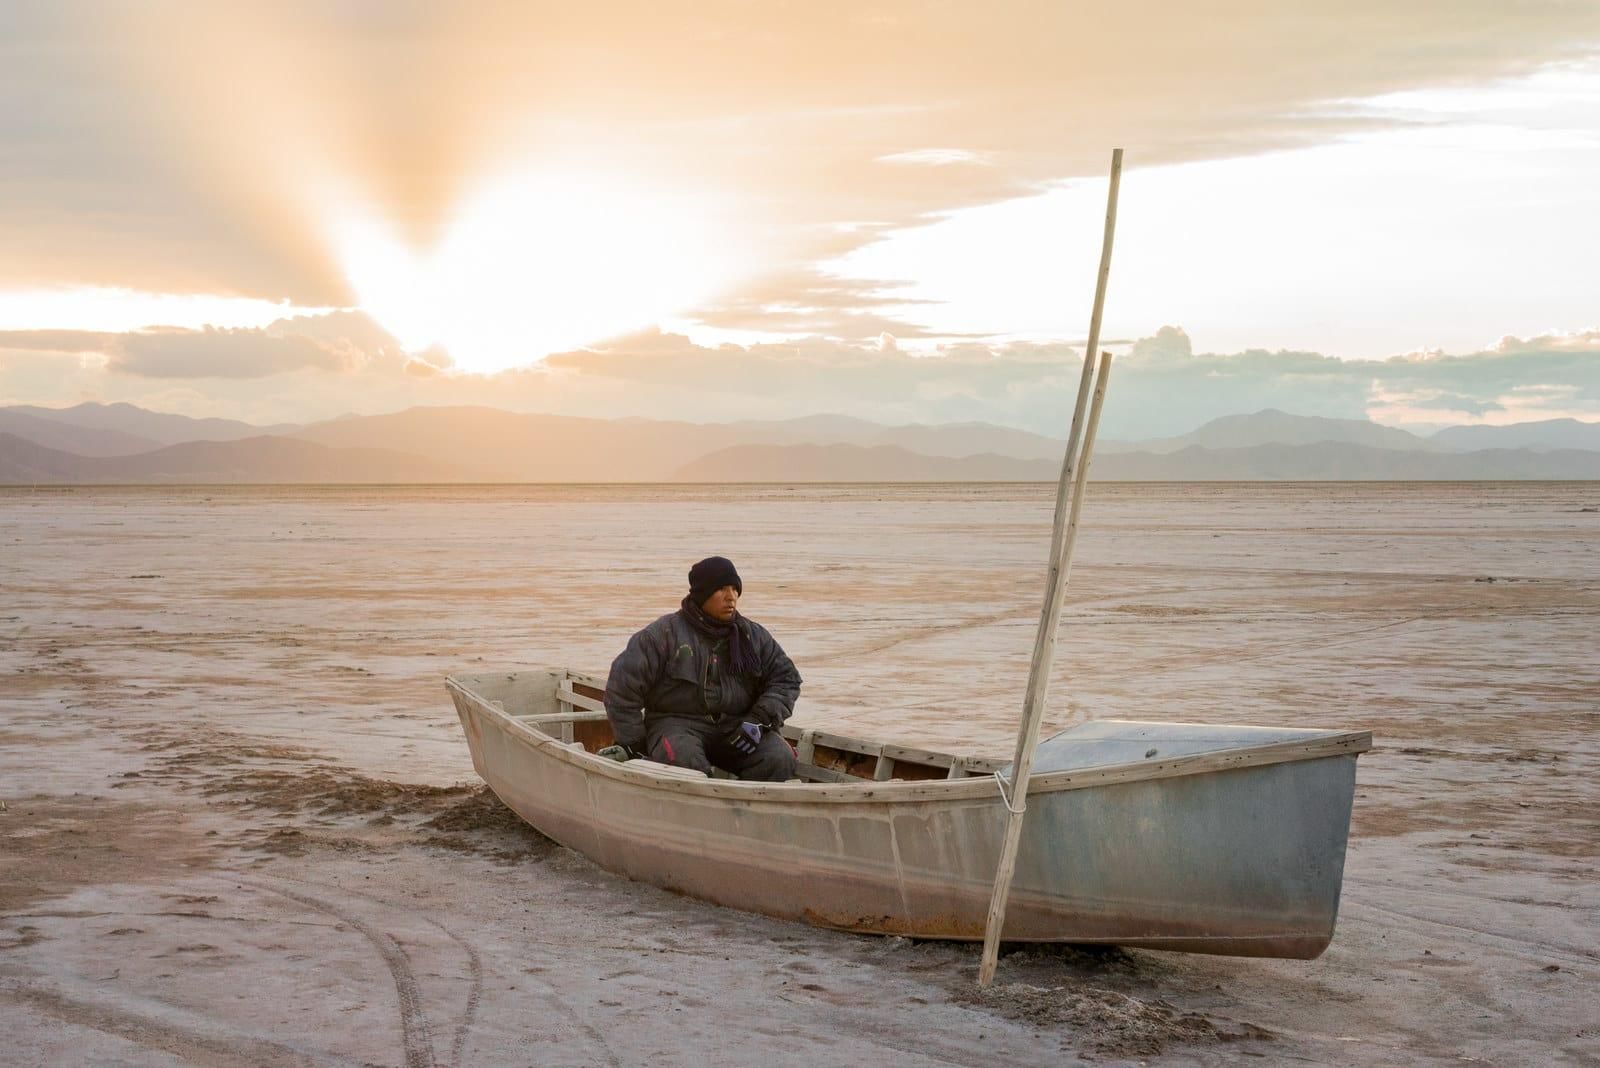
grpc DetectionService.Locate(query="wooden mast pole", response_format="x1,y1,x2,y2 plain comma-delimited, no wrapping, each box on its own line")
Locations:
978,148,1123,987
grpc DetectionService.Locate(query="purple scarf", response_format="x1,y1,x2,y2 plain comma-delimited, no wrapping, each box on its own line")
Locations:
679,595,760,675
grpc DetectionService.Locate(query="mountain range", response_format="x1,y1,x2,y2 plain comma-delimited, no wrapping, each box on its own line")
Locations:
1,403,1597,483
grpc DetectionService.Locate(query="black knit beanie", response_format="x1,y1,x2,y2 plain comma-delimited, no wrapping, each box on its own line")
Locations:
688,556,742,605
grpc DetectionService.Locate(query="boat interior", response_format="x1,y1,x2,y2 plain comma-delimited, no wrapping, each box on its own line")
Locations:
456,669,1009,785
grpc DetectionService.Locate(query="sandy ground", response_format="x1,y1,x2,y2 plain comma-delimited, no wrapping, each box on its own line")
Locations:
1,481,1596,1066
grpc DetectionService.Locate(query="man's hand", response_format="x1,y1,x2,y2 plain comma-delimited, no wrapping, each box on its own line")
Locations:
750,706,785,731
731,721,763,754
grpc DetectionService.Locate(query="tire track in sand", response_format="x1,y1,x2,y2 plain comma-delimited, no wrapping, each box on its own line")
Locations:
243,879,437,1068
428,916,482,1068
263,873,619,1067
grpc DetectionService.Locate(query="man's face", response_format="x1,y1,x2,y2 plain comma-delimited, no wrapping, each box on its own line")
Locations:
701,584,739,621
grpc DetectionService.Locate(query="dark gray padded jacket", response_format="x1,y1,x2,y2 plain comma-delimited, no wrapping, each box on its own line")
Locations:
603,611,802,752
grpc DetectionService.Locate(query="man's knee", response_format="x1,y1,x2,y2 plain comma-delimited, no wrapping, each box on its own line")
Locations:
740,734,798,782
650,727,712,773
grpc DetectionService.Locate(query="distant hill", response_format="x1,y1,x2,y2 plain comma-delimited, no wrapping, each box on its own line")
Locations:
727,414,1064,460
292,406,724,481
671,443,1058,481
724,414,888,445
2,402,299,445
1429,418,1600,453
3,401,1597,482
0,409,163,456
291,406,1067,478
1099,409,1437,454
875,422,1063,460
0,433,468,484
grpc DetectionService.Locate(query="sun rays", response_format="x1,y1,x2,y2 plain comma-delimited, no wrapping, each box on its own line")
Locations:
330,169,746,375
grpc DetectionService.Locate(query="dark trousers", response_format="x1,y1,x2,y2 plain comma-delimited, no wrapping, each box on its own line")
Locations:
645,716,798,782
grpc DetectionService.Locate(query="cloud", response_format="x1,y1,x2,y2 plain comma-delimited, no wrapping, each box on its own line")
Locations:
877,149,991,166
262,310,408,357
1367,387,1505,416
1493,329,1600,354
3,1,1598,322
1098,328,1600,434
535,325,1600,436
0,311,403,379
6,312,1599,433
0,330,114,354
1128,326,1194,364
690,267,949,341
109,327,354,378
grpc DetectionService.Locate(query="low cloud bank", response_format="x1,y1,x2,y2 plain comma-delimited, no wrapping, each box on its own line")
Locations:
1106,327,1600,435
0,311,408,380
539,325,1600,436
3,315,1597,435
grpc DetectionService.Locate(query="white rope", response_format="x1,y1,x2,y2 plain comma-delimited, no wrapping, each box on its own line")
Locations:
993,770,1026,815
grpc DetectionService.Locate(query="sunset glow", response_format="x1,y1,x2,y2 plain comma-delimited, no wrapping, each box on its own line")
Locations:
3,4,1598,428
332,171,746,374
0,288,328,334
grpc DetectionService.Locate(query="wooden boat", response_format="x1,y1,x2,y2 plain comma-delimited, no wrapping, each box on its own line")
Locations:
446,667,1371,958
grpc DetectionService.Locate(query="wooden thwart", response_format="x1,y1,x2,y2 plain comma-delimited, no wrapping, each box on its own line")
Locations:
557,680,605,713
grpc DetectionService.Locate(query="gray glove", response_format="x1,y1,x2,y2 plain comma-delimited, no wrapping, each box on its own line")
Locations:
730,722,763,755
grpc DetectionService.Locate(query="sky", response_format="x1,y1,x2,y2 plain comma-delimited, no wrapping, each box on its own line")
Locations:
2,1,1599,436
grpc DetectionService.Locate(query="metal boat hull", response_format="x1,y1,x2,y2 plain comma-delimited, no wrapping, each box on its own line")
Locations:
449,669,1365,957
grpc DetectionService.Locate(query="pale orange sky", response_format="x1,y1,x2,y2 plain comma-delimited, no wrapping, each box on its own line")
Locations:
2,2,1599,432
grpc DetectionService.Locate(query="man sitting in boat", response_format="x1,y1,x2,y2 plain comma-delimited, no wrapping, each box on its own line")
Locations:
603,556,801,781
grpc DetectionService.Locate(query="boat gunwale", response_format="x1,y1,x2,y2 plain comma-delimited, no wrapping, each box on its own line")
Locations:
446,673,1373,805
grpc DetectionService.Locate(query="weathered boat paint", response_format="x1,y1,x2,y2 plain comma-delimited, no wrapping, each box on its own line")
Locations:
447,668,1370,957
